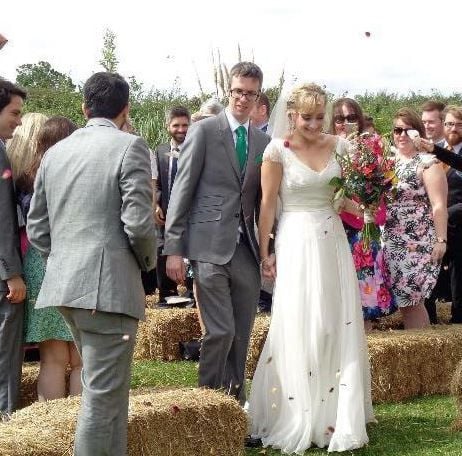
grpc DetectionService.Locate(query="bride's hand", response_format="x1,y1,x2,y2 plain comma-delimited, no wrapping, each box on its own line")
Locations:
261,253,277,280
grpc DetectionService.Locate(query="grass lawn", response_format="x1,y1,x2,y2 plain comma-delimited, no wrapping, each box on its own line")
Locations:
131,361,462,455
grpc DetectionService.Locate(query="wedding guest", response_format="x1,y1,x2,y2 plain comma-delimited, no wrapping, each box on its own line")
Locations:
421,100,446,144
154,106,194,304
419,106,462,324
250,92,273,313
383,108,448,329
9,115,83,401
249,83,373,453
27,72,156,455
330,98,396,329
0,77,27,416
191,98,224,122
364,115,377,135
250,92,270,133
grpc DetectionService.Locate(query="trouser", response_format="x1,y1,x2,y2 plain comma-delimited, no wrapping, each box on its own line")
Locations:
0,292,24,416
156,247,178,301
192,242,260,404
59,307,138,456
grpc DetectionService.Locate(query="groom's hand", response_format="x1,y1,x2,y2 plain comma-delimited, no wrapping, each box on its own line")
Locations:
166,255,186,284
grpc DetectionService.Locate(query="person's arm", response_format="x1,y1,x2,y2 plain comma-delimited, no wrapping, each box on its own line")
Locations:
119,136,157,271
0,147,25,303
27,157,51,260
422,162,448,264
164,123,206,284
259,142,283,279
419,139,462,172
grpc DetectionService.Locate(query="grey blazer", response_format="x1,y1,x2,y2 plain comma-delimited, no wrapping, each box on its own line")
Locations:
27,118,156,320
163,110,270,265
0,142,22,292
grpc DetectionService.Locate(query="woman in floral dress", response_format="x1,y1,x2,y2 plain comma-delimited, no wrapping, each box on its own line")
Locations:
331,98,396,329
383,108,448,329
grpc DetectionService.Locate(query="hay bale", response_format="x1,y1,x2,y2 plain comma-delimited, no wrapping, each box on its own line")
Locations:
20,363,39,408
373,302,451,330
0,388,247,456
134,308,202,361
369,325,462,403
246,314,270,378
451,359,462,430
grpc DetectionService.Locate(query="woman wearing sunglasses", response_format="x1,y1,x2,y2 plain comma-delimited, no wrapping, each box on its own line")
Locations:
330,98,396,329
383,108,448,329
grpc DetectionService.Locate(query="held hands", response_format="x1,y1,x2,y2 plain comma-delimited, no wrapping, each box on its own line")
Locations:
6,275,26,304
431,241,447,265
166,255,186,285
154,205,165,225
261,253,277,280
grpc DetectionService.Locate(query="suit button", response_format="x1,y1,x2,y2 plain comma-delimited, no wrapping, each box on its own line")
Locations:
234,213,240,218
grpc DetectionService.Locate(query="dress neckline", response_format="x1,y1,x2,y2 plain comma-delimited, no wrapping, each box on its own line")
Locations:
285,137,339,175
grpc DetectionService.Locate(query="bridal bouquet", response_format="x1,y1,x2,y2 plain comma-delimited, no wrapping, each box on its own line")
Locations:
330,133,398,248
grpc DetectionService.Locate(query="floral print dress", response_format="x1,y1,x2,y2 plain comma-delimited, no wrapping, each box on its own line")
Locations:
383,153,441,307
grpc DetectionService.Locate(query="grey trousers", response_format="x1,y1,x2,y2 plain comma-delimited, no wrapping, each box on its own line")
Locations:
59,307,138,456
192,242,260,404
0,292,24,416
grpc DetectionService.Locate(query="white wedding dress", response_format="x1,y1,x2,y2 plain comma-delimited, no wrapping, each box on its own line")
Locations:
248,138,374,454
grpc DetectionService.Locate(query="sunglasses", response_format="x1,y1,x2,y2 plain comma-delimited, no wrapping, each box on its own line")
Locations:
393,127,416,136
334,114,358,124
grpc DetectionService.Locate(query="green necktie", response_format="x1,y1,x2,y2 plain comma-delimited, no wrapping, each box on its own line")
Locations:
235,125,247,171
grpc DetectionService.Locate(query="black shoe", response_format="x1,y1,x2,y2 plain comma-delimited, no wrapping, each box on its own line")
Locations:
244,436,262,448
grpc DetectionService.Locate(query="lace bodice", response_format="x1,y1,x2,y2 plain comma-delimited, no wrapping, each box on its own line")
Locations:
263,137,349,212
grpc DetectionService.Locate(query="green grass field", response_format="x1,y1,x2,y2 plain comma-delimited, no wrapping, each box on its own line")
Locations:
131,360,462,456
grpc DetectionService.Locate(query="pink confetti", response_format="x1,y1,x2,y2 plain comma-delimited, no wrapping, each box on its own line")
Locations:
1,168,12,179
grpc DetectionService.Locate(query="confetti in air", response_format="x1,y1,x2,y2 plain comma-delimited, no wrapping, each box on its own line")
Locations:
1,168,12,179
365,31,371,37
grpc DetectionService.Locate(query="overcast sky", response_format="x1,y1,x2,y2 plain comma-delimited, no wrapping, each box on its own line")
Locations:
2,0,461,97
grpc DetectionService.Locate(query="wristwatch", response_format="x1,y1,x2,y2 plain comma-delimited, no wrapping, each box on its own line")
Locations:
436,237,447,244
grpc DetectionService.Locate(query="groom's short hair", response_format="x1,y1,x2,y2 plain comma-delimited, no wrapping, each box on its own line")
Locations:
83,72,129,119
229,62,263,90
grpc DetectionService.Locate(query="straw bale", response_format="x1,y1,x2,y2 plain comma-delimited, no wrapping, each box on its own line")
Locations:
450,359,462,430
369,325,462,403
0,388,246,456
19,363,39,408
134,308,202,361
246,314,270,378
373,302,451,330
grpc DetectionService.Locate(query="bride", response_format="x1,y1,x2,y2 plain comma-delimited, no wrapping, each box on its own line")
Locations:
248,83,375,453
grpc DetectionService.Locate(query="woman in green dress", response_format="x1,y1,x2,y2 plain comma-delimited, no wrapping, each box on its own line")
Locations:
8,115,82,401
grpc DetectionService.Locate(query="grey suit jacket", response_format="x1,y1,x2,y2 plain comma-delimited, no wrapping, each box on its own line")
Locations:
163,110,270,265
0,142,22,292
27,118,156,320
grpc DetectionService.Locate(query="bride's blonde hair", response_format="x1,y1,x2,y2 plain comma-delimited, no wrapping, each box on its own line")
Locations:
286,83,326,115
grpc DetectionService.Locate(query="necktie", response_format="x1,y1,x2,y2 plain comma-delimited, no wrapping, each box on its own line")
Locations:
169,148,179,194
235,126,247,172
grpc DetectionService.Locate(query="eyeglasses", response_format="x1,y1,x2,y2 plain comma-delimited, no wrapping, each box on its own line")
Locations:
334,114,358,124
393,127,416,136
229,88,260,101
444,121,462,130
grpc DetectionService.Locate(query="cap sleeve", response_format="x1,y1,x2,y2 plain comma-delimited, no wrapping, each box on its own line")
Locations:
419,153,439,170
262,139,284,164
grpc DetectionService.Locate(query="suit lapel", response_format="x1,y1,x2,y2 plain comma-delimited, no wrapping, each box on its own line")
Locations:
217,112,241,182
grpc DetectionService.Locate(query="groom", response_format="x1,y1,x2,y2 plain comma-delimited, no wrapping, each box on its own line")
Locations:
164,62,270,403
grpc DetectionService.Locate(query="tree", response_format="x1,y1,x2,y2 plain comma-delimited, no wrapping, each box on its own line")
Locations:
16,61,75,91
99,29,118,72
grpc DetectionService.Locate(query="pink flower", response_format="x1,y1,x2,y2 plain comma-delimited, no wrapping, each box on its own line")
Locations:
377,286,391,309
360,277,378,308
